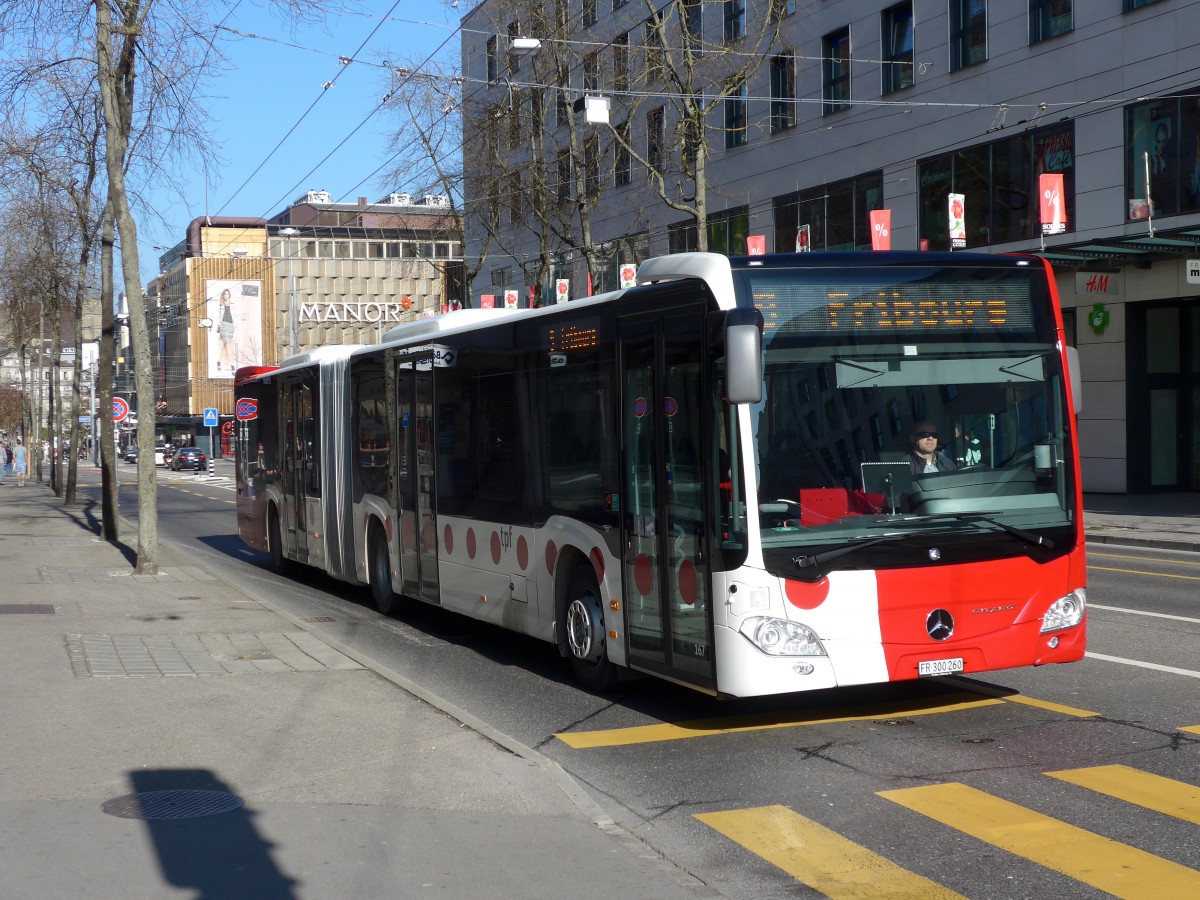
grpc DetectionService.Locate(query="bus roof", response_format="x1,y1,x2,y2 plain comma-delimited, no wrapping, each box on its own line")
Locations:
378,308,522,343
272,344,363,375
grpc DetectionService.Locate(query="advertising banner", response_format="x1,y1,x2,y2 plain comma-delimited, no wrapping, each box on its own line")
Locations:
1039,173,1067,235
620,263,638,288
746,235,766,256
869,210,892,250
948,194,966,249
205,279,263,379
504,289,519,309
555,279,570,303
796,224,811,252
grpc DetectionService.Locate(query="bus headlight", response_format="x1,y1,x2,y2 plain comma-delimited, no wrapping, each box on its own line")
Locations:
1040,589,1086,633
739,616,827,657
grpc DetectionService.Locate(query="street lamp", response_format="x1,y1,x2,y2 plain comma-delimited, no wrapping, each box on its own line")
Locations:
279,227,299,355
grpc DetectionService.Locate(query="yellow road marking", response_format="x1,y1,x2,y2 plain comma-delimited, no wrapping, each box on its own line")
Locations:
1181,725,1200,736
1089,565,1200,582
946,680,1099,717
1091,552,1200,569
1046,765,1200,825
554,694,1004,749
1000,694,1100,717
695,805,965,899
879,782,1200,898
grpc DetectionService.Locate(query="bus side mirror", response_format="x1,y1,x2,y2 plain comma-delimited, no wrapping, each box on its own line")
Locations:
723,308,763,404
1065,345,1082,415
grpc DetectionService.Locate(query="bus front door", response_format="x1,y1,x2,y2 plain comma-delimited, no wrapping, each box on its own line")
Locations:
620,309,715,692
396,356,440,604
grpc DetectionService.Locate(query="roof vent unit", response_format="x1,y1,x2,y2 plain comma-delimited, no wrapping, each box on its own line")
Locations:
417,194,449,208
297,189,332,204
383,192,413,206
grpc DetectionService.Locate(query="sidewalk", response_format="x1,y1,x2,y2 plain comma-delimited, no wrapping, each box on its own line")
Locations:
1083,492,1200,553
0,483,712,900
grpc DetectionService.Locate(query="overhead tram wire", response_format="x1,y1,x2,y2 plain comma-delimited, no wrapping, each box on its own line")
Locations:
209,0,409,221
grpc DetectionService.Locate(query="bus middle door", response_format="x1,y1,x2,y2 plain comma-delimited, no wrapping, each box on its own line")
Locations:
396,354,440,604
619,308,715,692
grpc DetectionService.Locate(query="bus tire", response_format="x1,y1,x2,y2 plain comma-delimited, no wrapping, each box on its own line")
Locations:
564,565,619,692
369,525,402,616
268,508,292,576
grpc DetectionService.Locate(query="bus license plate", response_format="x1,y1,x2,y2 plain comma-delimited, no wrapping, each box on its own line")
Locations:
919,657,964,677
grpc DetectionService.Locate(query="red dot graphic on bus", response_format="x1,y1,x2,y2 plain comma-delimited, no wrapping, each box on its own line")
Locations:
422,522,434,552
467,528,477,560
517,536,529,571
589,546,606,582
491,532,502,565
384,516,393,543
443,524,454,556
545,541,558,576
402,516,415,548
677,560,698,606
784,578,830,610
634,554,654,596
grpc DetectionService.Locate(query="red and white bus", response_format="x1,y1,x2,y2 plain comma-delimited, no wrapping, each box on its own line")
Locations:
234,251,1086,697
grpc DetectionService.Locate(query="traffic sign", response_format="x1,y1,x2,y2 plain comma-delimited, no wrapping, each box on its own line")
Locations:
112,397,129,422
203,408,219,427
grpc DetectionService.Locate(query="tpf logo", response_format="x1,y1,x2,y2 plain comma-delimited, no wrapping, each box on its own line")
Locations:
235,397,259,421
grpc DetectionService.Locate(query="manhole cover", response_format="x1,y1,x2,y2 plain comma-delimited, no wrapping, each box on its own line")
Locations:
101,789,244,820
0,604,55,615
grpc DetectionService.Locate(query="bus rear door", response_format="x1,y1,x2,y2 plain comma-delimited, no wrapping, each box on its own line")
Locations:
396,354,440,604
281,373,318,564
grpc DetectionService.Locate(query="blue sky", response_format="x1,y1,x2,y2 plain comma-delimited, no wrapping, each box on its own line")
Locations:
136,2,463,285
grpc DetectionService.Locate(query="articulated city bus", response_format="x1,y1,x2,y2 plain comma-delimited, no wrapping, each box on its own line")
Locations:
234,251,1086,697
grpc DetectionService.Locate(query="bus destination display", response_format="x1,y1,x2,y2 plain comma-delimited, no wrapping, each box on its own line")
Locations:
751,278,1035,335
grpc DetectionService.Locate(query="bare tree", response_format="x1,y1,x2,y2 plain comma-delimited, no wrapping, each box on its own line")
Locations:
602,0,791,253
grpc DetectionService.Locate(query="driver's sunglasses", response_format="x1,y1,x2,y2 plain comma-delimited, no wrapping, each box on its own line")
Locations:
913,431,939,439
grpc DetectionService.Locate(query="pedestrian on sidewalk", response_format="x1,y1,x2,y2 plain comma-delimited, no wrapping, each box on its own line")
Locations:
0,442,6,485
13,439,28,487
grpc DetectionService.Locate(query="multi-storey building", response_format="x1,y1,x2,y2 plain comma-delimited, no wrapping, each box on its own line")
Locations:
461,0,1200,494
152,191,463,454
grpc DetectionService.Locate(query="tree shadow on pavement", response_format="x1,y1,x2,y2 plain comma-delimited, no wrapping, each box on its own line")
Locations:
111,768,298,899
62,498,138,567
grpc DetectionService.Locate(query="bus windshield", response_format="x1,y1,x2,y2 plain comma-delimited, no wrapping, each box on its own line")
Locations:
736,261,1077,569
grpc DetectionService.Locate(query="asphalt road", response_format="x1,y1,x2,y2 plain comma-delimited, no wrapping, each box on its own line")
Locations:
95,464,1200,899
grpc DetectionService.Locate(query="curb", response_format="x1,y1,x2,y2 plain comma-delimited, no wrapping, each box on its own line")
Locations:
1085,532,1200,553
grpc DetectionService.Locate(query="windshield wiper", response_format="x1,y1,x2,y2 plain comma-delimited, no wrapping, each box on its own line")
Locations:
793,534,908,570
895,513,1056,550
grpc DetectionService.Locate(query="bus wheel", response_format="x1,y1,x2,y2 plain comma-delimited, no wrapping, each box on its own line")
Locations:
268,509,292,576
369,526,401,616
565,566,619,692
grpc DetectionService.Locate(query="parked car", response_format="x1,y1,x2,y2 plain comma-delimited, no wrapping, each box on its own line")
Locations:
123,446,139,463
169,447,207,471
154,445,168,466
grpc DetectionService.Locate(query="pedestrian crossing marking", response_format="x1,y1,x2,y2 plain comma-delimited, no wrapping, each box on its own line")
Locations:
879,782,1200,898
694,805,966,899
555,694,1004,749
1046,765,1200,825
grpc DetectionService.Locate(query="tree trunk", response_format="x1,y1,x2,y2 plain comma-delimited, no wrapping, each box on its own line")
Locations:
96,1,157,572
98,207,119,541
